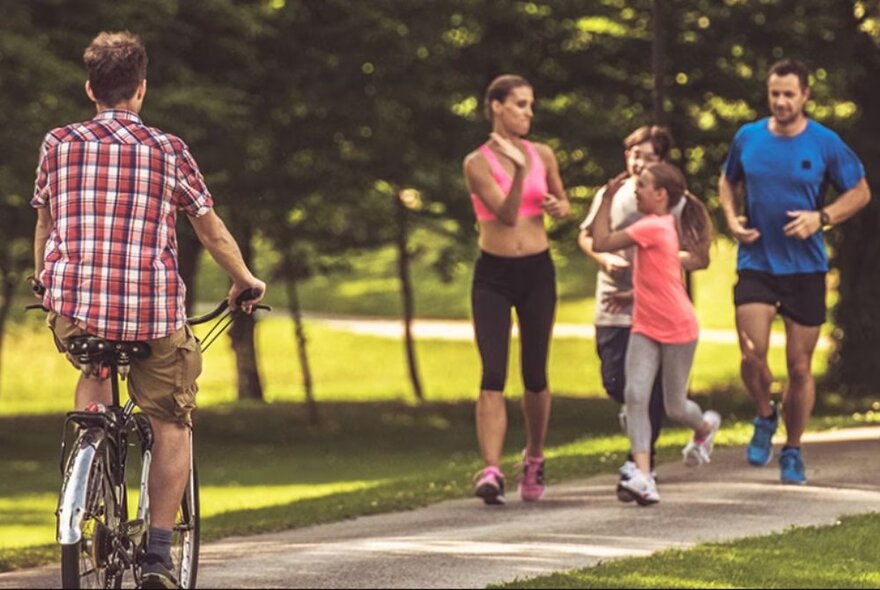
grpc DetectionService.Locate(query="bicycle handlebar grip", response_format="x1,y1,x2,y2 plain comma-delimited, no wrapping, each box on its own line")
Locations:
235,287,262,306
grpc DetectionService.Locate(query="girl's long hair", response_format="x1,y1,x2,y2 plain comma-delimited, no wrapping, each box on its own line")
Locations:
645,162,714,253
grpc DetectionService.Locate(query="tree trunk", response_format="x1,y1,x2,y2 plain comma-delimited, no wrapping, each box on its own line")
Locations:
652,0,693,297
0,272,15,398
651,0,667,126
286,275,319,425
828,10,880,395
177,224,203,315
395,193,424,402
228,221,264,401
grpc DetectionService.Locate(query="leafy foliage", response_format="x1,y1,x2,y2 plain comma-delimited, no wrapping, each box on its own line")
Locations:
2,0,878,393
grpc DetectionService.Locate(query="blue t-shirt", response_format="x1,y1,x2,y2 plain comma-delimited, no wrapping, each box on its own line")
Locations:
722,118,864,275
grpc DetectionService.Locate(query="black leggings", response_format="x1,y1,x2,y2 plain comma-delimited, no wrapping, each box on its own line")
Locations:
471,250,556,393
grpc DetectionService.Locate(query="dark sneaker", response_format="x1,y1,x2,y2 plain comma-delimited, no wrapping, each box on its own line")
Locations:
617,461,637,502
140,553,179,589
779,447,807,485
474,466,506,505
747,404,778,467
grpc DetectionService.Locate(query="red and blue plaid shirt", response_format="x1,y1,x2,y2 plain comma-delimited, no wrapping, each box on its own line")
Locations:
32,109,214,341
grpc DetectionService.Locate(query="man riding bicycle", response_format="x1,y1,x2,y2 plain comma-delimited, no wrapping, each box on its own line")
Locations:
31,31,266,589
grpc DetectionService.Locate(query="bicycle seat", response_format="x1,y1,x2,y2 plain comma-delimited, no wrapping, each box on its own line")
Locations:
67,336,152,366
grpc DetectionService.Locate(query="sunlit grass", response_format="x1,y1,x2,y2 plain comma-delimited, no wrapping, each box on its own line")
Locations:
1,315,802,415
199,232,750,326
1,400,873,572
493,512,880,589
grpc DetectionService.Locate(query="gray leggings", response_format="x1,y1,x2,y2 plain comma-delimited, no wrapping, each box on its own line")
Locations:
625,333,703,454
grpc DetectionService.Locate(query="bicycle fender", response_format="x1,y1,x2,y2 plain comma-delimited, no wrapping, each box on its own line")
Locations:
57,430,106,545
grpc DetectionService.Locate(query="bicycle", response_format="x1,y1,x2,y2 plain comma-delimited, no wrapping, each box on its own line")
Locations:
28,288,268,589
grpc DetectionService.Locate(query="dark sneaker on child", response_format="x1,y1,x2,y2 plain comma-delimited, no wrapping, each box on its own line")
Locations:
617,461,638,502
474,466,506,505
747,403,778,467
616,469,660,506
779,447,807,485
518,452,546,502
140,553,179,589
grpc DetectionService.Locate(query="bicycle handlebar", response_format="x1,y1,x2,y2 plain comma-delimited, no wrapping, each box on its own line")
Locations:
24,288,270,323
186,288,270,325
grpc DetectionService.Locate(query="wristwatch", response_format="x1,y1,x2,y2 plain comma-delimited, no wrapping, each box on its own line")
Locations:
819,209,831,227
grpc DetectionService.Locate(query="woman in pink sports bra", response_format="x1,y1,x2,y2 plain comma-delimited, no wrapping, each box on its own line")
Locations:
463,74,570,506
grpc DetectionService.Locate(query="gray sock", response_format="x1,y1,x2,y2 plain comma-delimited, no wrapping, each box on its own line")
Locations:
147,527,173,565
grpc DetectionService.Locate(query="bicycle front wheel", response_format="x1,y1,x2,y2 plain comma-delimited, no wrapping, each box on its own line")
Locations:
60,438,127,589
172,455,200,588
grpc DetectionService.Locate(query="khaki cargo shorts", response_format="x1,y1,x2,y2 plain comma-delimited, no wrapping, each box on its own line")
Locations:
48,312,202,427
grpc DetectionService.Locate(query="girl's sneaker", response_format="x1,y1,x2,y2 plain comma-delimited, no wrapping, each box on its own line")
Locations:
474,466,506,505
517,452,546,502
683,410,722,467
616,469,660,505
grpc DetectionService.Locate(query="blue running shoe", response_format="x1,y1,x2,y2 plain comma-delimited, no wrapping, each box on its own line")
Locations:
779,447,807,485
746,405,778,466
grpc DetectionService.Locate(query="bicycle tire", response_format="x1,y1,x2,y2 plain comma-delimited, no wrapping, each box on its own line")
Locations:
60,438,127,589
173,458,200,588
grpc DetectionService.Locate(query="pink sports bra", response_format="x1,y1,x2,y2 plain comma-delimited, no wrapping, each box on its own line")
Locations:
470,139,548,221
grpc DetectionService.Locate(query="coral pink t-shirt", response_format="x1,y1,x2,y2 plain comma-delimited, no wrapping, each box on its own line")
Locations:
624,214,699,344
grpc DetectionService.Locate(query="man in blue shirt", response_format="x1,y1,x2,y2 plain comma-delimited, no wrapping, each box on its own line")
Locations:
719,58,870,484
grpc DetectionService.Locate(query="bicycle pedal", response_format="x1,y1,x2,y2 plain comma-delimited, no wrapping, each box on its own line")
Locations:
121,518,146,541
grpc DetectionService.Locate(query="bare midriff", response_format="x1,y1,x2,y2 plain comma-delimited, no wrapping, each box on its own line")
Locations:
477,214,548,257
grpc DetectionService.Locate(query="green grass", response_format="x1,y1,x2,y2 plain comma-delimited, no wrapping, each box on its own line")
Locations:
199,233,830,344
1,396,874,572
0,233,855,576
1,314,808,415
199,232,754,325
492,512,880,589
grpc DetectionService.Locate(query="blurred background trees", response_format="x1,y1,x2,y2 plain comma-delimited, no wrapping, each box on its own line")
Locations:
2,0,877,400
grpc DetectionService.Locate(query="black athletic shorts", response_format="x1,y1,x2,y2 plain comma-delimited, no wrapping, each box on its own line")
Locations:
733,270,826,327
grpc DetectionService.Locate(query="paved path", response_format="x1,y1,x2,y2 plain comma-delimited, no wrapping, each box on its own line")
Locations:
3,427,877,589
308,314,830,349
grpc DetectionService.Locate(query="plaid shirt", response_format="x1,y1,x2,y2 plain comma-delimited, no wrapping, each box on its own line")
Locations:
32,109,214,341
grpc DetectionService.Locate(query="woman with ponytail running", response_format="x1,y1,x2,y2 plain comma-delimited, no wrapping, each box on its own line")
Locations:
463,74,570,505
590,162,719,505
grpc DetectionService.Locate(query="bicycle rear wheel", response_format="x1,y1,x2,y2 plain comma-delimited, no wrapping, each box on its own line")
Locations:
172,454,200,588
60,440,127,589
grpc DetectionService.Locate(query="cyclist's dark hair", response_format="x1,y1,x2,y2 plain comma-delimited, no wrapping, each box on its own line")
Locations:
484,74,532,123
645,162,713,254
83,31,148,106
624,126,674,161
768,58,809,90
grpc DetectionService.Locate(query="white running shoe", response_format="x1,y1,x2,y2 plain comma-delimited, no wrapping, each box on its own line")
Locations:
616,469,660,505
619,460,657,481
618,460,638,480
682,410,722,467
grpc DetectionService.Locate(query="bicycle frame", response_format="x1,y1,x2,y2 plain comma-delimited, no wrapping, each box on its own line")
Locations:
40,288,266,588
56,363,152,553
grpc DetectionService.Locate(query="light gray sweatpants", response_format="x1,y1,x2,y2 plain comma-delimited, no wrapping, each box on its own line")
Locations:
625,332,703,454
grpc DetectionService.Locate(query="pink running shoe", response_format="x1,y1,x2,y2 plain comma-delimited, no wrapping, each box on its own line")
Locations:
474,466,506,505
518,452,546,502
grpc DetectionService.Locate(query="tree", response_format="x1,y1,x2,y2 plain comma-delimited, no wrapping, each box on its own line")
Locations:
0,2,84,393
826,1,880,395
